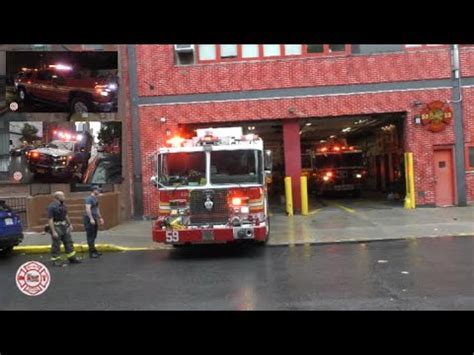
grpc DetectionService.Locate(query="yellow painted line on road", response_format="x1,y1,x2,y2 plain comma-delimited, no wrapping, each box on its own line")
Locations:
13,244,156,254
308,208,322,215
334,203,356,214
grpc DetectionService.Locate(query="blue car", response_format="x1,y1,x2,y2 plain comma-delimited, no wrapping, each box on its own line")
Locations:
0,200,24,254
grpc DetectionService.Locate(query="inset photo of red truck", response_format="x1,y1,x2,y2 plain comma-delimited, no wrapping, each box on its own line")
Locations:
5,121,121,184
5,51,118,113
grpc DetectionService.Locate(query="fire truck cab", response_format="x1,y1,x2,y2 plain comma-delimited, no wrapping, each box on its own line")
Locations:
151,127,272,246
308,138,367,197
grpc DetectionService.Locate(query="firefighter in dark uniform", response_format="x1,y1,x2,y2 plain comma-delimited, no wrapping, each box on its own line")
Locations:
48,191,82,266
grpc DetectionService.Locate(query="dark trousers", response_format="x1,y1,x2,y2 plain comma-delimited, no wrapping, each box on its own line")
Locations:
84,216,99,253
51,224,76,260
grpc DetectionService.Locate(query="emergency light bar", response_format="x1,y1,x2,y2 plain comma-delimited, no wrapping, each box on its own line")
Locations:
54,130,83,142
49,64,73,71
196,127,243,138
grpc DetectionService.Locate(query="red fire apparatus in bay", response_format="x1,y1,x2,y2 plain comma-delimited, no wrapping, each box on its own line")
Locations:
151,127,272,247
307,138,367,197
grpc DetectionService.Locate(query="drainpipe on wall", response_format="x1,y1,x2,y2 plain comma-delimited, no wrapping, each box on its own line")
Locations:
127,45,145,217
450,44,467,206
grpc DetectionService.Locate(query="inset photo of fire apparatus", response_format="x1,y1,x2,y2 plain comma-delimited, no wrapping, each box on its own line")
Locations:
5,51,118,113
5,121,121,184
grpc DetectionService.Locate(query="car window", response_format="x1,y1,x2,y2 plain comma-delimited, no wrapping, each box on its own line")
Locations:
0,201,12,212
37,70,53,81
90,161,107,184
90,159,122,184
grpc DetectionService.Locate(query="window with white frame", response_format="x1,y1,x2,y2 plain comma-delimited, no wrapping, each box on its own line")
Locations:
175,44,349,65
198,45,217,61
220,45,238,58
241,44,260,58
284,44,302,55
263,44,281,57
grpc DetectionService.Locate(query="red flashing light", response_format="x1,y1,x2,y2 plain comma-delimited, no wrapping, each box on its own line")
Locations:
321,147,328,152
349,146,354,150
333,146,340,152
31,152,39,158
326,171,333,177
166,136,185,147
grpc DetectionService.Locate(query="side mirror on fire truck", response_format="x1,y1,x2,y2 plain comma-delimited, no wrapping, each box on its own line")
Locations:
264,150,273,173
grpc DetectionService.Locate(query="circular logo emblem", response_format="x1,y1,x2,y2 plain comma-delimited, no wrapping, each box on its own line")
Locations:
16,261,51,296
9,101,19,112
204,196,214,211
13,171,23,181
421,101,453,132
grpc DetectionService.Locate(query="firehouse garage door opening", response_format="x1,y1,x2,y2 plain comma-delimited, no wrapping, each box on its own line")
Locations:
300,113,406,207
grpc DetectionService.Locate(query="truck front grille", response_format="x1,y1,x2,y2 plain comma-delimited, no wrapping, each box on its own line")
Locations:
189,189,229,225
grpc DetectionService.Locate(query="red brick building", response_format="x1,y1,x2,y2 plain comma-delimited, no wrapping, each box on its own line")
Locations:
122,44,474,217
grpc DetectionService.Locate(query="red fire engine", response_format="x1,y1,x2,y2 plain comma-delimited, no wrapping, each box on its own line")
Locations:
307,138,367,197
151,127,272,246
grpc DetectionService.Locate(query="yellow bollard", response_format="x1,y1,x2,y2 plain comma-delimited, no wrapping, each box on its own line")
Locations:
404,152,416,209
300,176,309,216
284,176,293,216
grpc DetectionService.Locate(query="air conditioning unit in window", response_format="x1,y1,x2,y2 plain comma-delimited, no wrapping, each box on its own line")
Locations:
174,44,195,53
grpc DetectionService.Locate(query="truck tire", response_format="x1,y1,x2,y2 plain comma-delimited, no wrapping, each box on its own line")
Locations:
18,87,28,102
255,216,270,246
70,97,91,113
0,246,14,255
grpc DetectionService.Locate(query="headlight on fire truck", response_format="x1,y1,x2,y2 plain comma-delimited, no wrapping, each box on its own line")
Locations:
356,173,362,179
240,206,250,214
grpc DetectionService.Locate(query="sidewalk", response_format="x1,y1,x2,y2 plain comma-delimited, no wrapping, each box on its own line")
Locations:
16,204,474,253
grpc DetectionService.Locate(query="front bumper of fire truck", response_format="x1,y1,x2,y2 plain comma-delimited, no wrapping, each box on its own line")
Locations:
152,224,267,245
319,181,363,192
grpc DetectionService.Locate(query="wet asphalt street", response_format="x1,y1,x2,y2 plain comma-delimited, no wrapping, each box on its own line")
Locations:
0,237,473,310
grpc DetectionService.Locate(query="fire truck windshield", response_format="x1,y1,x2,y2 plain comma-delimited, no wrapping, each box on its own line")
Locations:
158,152,206,187
315,152,364,168
211,150,262,185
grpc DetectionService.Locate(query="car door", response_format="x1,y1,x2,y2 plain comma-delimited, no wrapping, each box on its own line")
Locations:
35,70,54,101
51,72,68,104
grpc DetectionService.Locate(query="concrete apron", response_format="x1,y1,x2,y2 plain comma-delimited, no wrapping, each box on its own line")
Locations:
13,203,474,254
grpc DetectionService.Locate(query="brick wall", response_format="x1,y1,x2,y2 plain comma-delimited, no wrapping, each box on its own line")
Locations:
135,45,453,97
133,89,474,216
124,45,474,216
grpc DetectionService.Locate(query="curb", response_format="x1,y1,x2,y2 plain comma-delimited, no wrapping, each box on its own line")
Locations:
13,243,158,254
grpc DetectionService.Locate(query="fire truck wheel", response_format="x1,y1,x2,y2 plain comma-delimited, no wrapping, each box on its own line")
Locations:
0,246,14,255
70,97,91,113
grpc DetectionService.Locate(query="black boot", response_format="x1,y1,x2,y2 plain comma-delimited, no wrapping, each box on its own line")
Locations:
69,256,82,264
52,259,64,267
89,244,101,258
89,250,100,258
